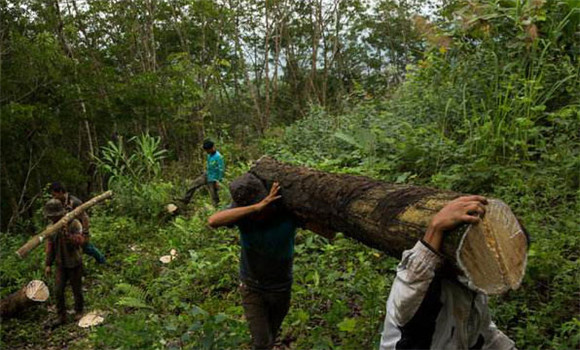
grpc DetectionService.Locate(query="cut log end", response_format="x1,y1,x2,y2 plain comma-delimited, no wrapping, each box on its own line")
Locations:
458,199,528,295
166,204,178,214
0,280,49,319
25,280,49,302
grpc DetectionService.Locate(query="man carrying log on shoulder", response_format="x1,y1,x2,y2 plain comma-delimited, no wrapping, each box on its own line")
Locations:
50,182,106,264
207,175,298,350
43,199,86,328
379,196,517,349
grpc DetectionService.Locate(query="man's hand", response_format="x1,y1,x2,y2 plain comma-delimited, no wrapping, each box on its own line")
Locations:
255,182,282,212
423,195,488,252
45,266,51,277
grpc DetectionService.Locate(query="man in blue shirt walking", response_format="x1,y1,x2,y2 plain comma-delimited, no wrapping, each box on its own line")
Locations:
180,139,225,207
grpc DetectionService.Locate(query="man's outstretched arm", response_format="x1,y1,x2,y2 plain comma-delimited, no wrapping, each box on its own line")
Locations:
207,182,281,228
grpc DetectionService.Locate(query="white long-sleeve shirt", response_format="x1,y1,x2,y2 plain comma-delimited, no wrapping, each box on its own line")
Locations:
379,241,517,350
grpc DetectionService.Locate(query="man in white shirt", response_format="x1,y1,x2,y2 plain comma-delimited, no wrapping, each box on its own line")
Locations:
379,195,517,349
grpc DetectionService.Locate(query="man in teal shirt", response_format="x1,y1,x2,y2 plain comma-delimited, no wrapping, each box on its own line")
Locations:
180,139,224,207
208,175,299,349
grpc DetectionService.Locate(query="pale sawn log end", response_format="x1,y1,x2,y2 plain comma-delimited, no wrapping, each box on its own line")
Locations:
457,199,528,295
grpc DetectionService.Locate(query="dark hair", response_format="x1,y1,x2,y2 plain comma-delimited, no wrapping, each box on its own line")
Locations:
202,139,214,150
49,181,66,193
229,173,268,207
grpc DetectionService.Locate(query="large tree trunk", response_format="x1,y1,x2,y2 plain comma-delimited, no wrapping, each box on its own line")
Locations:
16,191,114,258
0,280,49,319
246,157,528,295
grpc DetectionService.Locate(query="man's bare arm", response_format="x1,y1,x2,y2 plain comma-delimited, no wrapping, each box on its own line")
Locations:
208,182,281,228
423,195,487,252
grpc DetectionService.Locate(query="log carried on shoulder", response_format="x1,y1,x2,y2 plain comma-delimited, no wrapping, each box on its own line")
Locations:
0,280,49,319
16,191,114,258
245,157,528,295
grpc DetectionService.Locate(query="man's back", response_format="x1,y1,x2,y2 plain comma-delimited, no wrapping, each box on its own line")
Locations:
206,151,224,182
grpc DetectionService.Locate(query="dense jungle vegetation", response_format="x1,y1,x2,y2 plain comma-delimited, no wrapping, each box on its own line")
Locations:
1,0,579,349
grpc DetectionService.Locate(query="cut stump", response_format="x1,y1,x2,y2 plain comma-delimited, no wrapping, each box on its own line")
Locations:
0,280,49,319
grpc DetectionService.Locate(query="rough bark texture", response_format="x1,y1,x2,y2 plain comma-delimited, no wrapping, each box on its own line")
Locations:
245,157,528,295
0,280,49,319
16,191,113,258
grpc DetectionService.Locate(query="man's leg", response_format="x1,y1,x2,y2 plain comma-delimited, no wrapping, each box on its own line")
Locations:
265,289,291,345
83,241,106,264
241,284,275,350
181,173,208,204
54,267,68,325
207,181,220,207
69,265,84,320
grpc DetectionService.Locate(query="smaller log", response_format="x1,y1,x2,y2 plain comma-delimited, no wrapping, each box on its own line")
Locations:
16,190,113,258
0,280,49,319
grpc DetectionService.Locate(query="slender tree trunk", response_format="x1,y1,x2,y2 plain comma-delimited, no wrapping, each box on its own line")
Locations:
263,0,271,132
16,191,114,258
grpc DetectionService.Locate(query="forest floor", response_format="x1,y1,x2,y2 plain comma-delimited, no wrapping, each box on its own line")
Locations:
1,196,400,349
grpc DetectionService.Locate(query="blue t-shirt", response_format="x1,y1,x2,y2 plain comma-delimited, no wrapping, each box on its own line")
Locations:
236,213,298,291
206,151,224,182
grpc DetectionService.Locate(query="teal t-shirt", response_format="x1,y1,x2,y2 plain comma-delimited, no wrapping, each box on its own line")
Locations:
236,213,298,291
206,151,224,182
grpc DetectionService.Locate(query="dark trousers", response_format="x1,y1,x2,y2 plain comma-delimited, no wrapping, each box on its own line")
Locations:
55,265,83,318
182,172,219,206
241,284,291,350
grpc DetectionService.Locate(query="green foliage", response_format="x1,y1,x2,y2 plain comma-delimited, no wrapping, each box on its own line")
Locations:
115,283,153,310
1,0,579,349
96,133,173,220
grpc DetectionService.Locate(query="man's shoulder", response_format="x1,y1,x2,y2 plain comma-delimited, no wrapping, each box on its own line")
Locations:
69,195,83,208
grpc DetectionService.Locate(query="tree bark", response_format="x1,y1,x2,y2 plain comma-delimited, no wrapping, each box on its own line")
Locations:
16,191,114,258
0,280,49,319
245,157,528,295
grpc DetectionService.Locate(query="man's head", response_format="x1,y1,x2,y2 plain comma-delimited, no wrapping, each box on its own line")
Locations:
44,199,66,223
229,173,277,220
230,173,268,207
49,182,67,202
202,139,216,154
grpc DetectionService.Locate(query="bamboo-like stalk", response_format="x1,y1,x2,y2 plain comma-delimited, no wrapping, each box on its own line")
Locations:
16,191,113,258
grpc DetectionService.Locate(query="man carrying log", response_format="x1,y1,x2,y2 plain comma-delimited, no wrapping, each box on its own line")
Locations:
179,139,225,207
208,175,298,350
43,199,86,328
50,182,106,264
379,196,517,349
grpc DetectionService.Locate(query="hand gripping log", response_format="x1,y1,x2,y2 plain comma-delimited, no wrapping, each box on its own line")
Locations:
245,157,528,295
16,191,114,258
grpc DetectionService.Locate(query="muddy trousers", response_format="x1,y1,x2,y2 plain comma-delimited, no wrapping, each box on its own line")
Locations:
55,265,83,319
182,172,219,206
241,285,291,350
